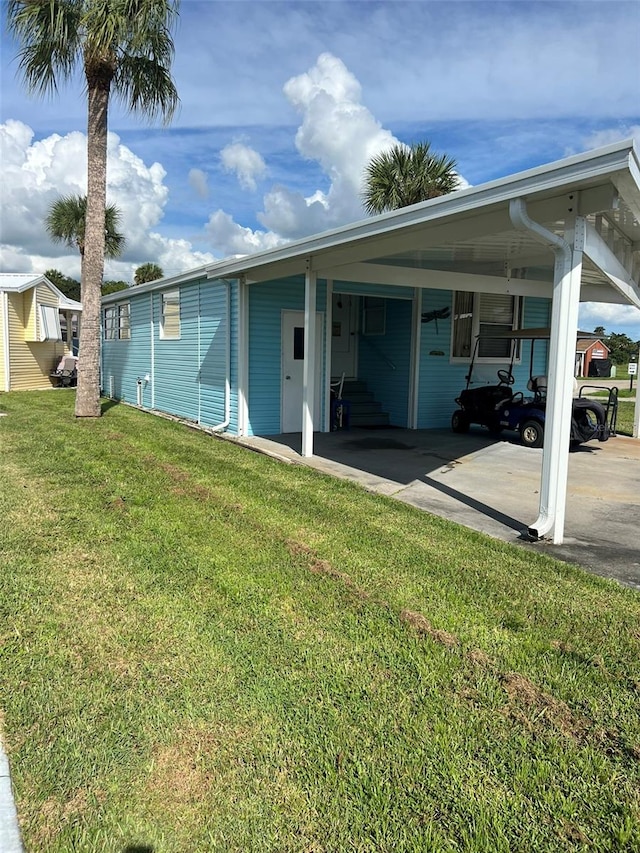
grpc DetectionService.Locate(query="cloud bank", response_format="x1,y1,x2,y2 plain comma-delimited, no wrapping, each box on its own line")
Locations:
0,119,214,281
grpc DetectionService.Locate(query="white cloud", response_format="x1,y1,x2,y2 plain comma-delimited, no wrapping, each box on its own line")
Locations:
0,120,215,281
581,125,640,151
256,53,469,238
188,168,209,198
579,303,640,340
220,142,266,192
204,209,284,258
259,53,398,235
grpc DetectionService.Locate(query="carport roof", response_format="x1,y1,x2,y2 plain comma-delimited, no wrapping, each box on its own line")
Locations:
202,138,640,308
102,139,640,308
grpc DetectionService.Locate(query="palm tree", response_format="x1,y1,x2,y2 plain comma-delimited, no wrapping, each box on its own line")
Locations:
134,262,164,285
46,194,125,260
362,141,459,215
8,0,179,418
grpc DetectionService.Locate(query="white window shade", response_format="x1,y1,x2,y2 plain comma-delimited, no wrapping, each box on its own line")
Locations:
161,290,181,339
478,294,517,359
39,305,62,341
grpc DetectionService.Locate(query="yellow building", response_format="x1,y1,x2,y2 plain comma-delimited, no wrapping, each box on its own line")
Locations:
0,274,82,391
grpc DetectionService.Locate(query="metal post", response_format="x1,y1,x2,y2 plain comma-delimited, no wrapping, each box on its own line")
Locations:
509,198,584,544
302,263,317,457
634,350,640,439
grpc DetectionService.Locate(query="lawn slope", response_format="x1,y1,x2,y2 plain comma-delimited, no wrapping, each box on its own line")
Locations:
1,392,638,852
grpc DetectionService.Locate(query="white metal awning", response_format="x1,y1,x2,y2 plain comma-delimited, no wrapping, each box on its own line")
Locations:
200,139,640,312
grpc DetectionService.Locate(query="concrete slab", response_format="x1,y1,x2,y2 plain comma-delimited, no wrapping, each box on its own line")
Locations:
236,428,640,591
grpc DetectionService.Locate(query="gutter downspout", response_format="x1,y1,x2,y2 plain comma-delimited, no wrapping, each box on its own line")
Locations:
2,292,10,391
509,197,584,544
207,280,232,432
150,293,155,409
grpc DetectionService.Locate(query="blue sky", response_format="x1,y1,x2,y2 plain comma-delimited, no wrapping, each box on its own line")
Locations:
1,0,639,338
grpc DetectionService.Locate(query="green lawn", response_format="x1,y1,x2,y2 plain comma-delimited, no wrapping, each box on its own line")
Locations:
1,392,639,853
615,400,636,436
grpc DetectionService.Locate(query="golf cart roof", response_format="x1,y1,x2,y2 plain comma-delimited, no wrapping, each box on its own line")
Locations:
477,328,602,341
476,327,552,340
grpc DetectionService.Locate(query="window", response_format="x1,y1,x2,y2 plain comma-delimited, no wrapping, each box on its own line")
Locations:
362,296,386,335
118,303,130,340
104,303,130,341
39,304,62,341
451,292,522,361
160,290,180,339
104,306,117,340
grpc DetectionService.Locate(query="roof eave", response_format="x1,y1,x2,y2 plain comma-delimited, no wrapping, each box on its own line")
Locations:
203,139,639,281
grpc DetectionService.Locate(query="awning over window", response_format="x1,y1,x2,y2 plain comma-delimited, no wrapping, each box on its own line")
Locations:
39,304,62,341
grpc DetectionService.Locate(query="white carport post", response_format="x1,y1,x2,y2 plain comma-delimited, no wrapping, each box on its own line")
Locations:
510,199,585,544
302,261,317,457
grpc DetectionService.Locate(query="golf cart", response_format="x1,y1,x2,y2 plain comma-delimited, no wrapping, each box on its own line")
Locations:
451,328,618,448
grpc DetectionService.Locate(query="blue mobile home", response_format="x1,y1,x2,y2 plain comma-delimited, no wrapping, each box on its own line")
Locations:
101,142,640,544
101,269,550,437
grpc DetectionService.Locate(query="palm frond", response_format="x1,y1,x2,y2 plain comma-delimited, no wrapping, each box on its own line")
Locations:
114,55,179,123
46,194,125,258
7,0,83,97
362,141,459,215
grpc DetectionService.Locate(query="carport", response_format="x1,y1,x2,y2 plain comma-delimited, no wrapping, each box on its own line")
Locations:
212,140,640,544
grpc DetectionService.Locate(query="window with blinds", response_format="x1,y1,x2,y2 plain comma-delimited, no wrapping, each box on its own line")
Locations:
451,292,521,361
160,290,180,339
477,294,516,358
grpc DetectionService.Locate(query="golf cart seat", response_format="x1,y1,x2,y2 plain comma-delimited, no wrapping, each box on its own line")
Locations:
527,375,547,399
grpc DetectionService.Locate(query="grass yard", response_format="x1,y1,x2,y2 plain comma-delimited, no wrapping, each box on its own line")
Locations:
1,392,639,853
615,400,636,436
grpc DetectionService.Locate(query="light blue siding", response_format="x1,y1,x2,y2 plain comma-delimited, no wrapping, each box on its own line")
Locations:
199,281,234,429
247,276,327,436
102,294,152,405
102,277,237,431
102,272,551,440
417,291,552,429
522,297,551,378
358,298,412,426
153,282,200,420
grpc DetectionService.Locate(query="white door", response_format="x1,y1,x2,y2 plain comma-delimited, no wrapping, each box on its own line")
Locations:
281,310,323,433
331,294,357,378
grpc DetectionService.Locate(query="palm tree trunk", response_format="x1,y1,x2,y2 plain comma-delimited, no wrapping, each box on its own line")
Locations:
75,74,109,418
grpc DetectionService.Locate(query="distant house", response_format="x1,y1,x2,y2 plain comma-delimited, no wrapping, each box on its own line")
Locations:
0,274,82,391
575,336,611,377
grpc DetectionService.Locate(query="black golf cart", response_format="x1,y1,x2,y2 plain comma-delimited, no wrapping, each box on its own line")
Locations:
451,328,618,448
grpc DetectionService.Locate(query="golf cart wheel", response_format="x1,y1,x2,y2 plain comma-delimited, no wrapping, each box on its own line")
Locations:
451,410,470,434
520,419,543,448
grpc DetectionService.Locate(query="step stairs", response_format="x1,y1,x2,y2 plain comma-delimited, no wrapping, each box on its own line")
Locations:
335,378,390,428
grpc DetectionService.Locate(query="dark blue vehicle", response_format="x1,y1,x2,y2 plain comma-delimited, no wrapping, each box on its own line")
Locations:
451,329,618,448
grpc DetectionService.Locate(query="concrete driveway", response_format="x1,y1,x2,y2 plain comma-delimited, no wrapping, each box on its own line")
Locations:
239,428,640,591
